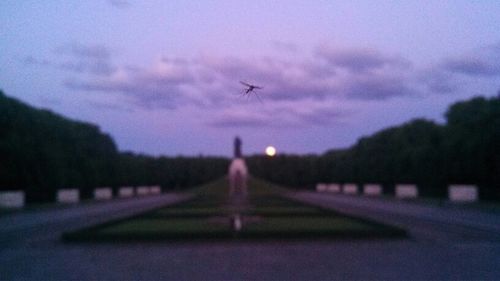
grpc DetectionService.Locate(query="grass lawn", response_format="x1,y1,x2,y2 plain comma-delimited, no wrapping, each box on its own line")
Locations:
241,216,404,239
249,206,321,216
63,177,406,242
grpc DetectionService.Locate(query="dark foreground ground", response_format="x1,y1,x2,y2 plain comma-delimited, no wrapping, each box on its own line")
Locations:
1,192,500,280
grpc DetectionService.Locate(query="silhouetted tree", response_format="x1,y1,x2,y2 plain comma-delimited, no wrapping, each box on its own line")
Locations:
444,97,500,199
0,91,228,202
2,90,499,201
248,96,500,200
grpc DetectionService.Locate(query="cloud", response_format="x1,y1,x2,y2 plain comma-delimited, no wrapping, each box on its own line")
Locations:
108,0,130,9
342,73,417,99
293,108,345,126
22,42,116,76
271,41,299,53
443,56,500,77
64,58,196,109
315,45,411,73
22,56,50,67
418,68,459,94
86,100,134,112
208,113,269,128
63,44,421,112
59,60,116,76
207,101,347,129
419,42,500,94
439,42,500,77
54,42,116,76
56,42,111,60
197,55,336,102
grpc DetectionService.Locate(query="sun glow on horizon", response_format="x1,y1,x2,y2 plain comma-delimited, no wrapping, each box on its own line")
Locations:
265,146,276,157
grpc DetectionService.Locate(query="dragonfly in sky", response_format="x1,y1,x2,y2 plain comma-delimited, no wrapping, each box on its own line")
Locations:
239,81,264,103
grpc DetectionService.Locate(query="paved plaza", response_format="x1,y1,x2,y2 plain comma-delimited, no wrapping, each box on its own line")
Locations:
1,192,500,280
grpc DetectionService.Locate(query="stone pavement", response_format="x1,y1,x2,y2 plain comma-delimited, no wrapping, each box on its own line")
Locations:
1,192,500,280
290,192,500,242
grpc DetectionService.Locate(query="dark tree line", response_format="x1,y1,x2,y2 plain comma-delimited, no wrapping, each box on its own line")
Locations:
0,91,228,202
2,90,499,202
248,96,500,200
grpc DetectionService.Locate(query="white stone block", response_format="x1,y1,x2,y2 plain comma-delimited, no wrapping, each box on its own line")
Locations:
316,183,327,192
0,191,25,208
395,184,418,199
364,184,382,196
343,183,358,195
327,184,341,193
57,189,79,204
150,186,161,195
136,186,150,196
448,185,478,202
94,187,112,200
118,187,134,198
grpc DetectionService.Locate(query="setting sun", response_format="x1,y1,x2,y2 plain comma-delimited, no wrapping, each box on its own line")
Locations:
265,146,276,157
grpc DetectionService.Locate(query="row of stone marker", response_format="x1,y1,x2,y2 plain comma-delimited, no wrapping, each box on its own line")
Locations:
0,185,162,209
316,183,479,203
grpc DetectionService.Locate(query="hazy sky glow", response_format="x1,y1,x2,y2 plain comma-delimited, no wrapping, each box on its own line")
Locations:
1,1,500,156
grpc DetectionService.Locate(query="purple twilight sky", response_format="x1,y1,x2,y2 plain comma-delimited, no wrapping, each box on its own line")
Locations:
1,1,500,157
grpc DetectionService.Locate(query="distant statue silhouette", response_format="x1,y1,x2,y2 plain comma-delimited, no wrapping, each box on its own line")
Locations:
234,136,242,158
